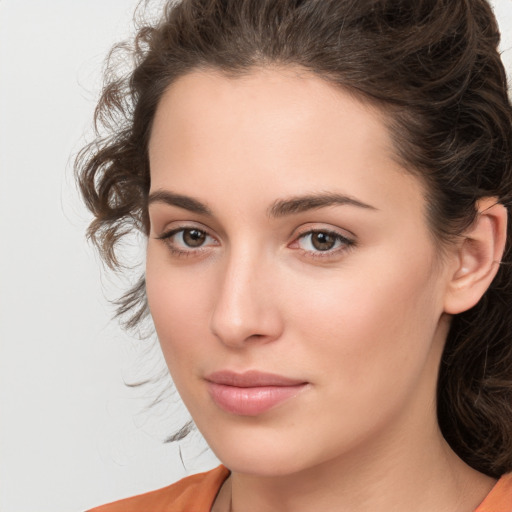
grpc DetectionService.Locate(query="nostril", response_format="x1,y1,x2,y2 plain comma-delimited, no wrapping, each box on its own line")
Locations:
209,311,283,348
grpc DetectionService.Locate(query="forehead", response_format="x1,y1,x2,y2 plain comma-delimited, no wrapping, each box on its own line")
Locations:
150,66,391,162
148,66,424,216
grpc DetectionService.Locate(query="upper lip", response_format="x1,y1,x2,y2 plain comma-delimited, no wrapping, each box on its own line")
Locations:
205,370,307,387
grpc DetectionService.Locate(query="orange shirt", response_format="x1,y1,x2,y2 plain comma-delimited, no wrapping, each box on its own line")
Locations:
476,473,512,512
87,466,512,512
87,466,229,512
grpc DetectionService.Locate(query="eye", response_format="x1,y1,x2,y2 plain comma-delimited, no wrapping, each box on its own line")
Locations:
156,227,218,255
180,228,207,247
293,229,355,257
299,231,341,251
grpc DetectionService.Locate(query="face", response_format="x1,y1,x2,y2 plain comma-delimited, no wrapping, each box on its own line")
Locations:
146,67,454,477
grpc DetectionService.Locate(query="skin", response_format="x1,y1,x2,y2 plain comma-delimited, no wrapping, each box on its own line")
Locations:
146,67,500,512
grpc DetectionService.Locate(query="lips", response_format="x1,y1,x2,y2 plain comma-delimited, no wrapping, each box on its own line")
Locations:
205,370,308,416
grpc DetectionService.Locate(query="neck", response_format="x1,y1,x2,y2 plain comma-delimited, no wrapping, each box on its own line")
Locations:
221,412,495,512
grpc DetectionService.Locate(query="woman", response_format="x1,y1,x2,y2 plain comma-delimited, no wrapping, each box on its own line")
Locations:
79,0,512,510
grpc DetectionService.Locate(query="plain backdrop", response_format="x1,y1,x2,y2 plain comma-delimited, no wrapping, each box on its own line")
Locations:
0,1,511,511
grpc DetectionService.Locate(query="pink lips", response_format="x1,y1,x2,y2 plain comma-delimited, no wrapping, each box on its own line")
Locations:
205,370,308,416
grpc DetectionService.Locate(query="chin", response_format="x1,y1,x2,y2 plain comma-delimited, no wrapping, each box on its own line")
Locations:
219,451,310,478
201,425,328,478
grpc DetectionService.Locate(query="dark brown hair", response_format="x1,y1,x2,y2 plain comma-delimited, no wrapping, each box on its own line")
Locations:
76,0,512,477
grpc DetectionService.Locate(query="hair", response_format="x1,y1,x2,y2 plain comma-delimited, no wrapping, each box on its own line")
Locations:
76,0,512,477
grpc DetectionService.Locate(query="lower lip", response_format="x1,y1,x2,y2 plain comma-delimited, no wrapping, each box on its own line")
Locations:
207,382,307,416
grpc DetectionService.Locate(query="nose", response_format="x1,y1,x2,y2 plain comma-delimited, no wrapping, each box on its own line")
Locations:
209,249,284,348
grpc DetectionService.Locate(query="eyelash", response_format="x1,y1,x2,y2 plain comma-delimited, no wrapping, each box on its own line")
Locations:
292,229,355,259
156,227,218,257
156,226,355,259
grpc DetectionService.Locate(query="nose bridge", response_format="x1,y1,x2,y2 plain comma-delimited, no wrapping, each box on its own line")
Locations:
209,242,282,347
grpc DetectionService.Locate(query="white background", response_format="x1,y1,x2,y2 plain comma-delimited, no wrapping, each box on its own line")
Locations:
0,1,511,511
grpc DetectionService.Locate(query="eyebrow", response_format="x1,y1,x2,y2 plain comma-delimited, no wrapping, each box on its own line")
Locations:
147,190,213,216
268,192,377,217
147,190,377,217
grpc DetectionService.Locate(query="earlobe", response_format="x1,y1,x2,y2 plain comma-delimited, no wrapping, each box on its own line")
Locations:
444,198,508,315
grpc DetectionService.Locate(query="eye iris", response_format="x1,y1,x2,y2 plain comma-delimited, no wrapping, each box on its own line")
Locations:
183,229,206,247
311,232,336,251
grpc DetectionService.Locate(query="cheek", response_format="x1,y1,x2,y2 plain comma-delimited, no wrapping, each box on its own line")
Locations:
287,247,443,393
145,254,214,369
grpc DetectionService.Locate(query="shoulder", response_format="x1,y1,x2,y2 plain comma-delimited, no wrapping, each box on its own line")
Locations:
86,465,230,512
475,473,512,512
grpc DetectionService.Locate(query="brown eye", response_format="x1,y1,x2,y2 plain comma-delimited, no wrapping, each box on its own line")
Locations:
295,229,354,256
182,228,206,247
157,226,217,256
310,232,337,251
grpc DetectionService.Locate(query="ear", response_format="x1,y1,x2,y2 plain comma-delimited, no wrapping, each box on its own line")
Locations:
444,198,508,315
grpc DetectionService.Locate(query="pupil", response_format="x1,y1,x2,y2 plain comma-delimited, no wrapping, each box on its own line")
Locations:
312,232,335,251
183,229,206,247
